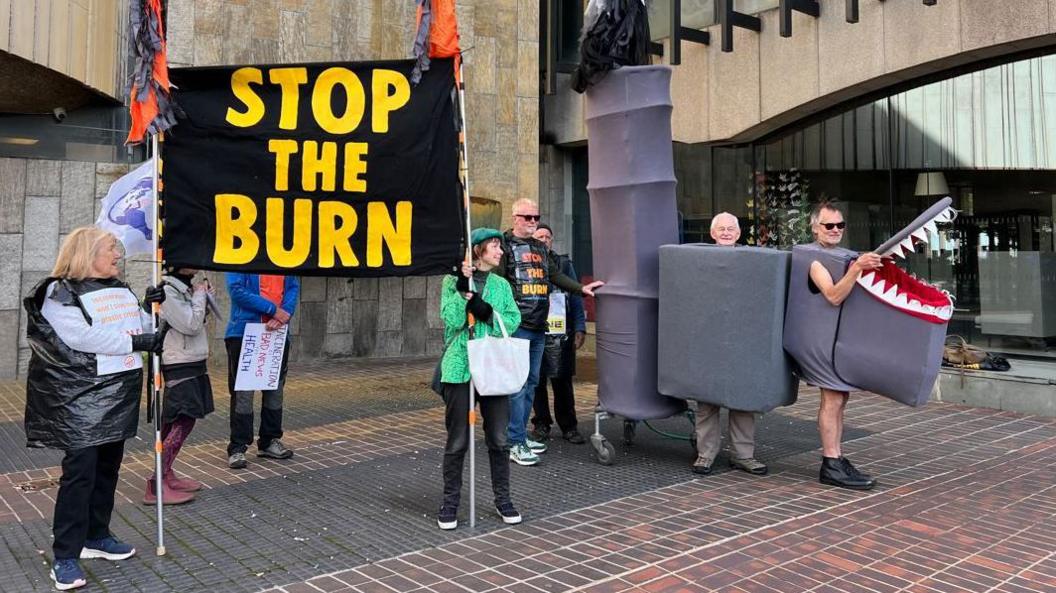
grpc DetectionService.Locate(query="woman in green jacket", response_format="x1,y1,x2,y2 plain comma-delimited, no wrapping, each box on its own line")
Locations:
437,228,522,530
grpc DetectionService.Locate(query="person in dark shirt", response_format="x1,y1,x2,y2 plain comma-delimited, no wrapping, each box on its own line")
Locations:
494,198,603,465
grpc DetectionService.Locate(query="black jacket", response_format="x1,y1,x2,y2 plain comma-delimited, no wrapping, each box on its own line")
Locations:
498,231,583,331
23,278,143,450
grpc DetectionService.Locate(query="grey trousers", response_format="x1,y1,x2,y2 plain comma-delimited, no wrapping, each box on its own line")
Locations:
694,403,757,461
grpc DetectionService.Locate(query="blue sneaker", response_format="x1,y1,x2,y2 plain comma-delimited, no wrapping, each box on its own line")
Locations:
80,536,136,561
50,559,87,590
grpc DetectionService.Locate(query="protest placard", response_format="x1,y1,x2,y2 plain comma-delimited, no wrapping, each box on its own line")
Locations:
234,323,289,391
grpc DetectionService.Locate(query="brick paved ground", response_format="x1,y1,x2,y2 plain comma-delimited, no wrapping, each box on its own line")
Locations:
0,356,1054,593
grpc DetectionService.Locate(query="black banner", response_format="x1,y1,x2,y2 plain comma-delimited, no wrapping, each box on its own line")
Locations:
163,59,463,277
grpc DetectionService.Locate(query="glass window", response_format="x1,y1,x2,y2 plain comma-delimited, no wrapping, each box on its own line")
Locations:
670,52,1056,359
0,106,145,163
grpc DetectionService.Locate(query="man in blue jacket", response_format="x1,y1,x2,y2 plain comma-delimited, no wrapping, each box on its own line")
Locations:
225,273,300,469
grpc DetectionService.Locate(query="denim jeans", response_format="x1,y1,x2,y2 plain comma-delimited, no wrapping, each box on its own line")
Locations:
507,327,545,446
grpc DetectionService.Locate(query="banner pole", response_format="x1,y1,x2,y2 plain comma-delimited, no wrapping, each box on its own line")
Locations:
454,55,478,528
150,133,166,556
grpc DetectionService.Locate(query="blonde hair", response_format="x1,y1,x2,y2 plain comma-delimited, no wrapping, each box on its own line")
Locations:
51,227,118,280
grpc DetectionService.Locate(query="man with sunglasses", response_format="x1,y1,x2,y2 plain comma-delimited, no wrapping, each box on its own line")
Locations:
490,198,604,466
805,201,883,490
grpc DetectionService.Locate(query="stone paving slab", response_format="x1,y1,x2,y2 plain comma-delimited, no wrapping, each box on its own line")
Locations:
0,357,1054,593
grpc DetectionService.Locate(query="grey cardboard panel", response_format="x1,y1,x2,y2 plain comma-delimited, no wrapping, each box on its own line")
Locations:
658,244,798,413
596,293,687,419
834,287,947,407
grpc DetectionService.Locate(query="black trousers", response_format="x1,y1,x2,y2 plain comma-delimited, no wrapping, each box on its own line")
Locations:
225,337,290,455
53,441,125,559
441,382,510,507
532,375,578,433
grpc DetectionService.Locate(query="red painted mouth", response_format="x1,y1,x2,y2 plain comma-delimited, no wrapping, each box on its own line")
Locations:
856,259,953,324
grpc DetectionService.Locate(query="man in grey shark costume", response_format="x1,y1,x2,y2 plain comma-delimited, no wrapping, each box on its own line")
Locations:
784,198,956,491
799,202,883,490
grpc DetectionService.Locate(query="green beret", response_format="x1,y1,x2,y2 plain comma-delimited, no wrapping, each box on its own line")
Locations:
471,227,503,246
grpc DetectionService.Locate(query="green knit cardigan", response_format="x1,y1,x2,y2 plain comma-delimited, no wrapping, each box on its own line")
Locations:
439,272,522,384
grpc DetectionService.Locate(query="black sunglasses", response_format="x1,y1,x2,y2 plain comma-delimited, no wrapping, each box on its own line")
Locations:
821,222,846,230
515,214,540,222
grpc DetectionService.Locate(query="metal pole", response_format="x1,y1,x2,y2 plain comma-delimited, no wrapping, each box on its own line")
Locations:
454,55,478,528
150,133,166,555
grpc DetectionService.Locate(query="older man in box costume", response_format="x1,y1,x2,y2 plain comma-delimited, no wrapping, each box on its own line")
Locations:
691,213,769,476
784,199,956,490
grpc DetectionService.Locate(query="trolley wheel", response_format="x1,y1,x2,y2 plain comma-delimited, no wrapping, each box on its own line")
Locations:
593,438,616,465
623,420,637,446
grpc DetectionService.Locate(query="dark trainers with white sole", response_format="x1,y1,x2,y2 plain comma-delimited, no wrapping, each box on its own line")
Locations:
495,501,522,525
437,504,458,530
80,535,136,561
51,559,87,590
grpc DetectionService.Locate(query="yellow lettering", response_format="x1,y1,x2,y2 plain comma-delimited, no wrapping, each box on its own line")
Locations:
366,201,411,267
268,139,299,192
302,141,338,192
268,67,309,130
371,69,411,133
225,68,265,128
265,198,313,268
343,142,368,193
214,194,259,264
311,67,366,134
318,201,359,268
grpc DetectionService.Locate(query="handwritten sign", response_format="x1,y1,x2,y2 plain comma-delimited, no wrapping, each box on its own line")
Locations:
79,288,145,376
234,323,289,391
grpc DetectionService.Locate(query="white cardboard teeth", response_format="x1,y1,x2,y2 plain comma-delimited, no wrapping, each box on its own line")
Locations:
860,272,875,285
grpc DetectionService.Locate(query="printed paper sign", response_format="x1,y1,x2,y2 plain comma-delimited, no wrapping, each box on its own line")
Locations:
547,292,566,335
234,323,288,391
79,288,145,376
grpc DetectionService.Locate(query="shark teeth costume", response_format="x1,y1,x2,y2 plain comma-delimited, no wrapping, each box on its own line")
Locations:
854,198,957,324
784,198,957,407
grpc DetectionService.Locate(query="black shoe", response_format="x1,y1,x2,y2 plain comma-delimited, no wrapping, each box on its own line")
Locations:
819,456,876,490
562,430,586,445
530,424,551,442
437,504,458,530
495,501,522,525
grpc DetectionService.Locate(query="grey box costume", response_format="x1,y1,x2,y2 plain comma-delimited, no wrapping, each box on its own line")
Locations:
658,244,799,413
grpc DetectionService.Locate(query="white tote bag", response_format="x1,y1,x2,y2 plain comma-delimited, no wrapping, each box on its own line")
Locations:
467,311,530,396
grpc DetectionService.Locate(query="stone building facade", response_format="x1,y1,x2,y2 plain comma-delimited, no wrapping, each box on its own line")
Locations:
0,0,539,377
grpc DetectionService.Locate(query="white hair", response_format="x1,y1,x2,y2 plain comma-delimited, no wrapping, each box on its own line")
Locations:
512,198,538,213
710,212,740,232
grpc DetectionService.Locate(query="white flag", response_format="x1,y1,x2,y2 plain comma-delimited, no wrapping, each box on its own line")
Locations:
96,159,155,256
